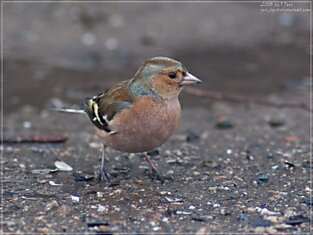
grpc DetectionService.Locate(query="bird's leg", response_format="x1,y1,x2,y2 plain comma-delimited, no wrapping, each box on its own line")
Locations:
98,144,111,182
143,152,165,183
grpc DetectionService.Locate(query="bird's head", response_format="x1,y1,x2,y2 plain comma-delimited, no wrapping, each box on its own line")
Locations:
129,57,202,99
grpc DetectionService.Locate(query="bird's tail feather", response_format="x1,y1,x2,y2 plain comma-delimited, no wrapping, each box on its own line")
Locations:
53,108,86,114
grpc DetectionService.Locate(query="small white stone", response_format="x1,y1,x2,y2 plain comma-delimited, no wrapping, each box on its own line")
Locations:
255,207,278,215
54,161,73,172
23,121,32,129
189,205,196,210
173,149,183,156
272,165,279,170
97,192,105,198
97,205,107,213
152,226,160,231
49,181,62,186
19,163,26,169
226,149,232,154
70,195,80,203
176,211,191,215
45,200,59,211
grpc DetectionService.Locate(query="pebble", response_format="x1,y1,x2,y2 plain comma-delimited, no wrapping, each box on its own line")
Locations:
54,161,73,172
38,178,50,185
31,169,51,175
166,170,174,175
255,207,278,216
45,200,59,211
152,226,161,231
226,149,232,155
249,219,272,228
268,119,285,128
303,198,313,206
173,149,183,156
176,211,192,215
186,131,199,143
192,215,213,222
70,195,80,203
72,172,94,182
202,160,220,169
97,205,108,213
88,142,102,149
256,173,270,184
283,160,296,169
245,150,254,160
166,158,183,164
162,197,183,204
48,181,62,186
87,220,110,227
215,117,235,129
23,121,32,128
285,215,310,225
97,192,105,198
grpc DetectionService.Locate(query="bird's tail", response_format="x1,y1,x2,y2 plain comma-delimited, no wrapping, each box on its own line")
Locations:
53,107,86,114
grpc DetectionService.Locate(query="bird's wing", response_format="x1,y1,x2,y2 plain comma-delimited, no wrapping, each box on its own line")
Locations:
83,81,134,134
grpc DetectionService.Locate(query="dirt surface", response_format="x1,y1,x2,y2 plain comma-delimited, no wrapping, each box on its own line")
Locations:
2,45,312,233
2,1,312,233
3,95,312,233
3,97,312,234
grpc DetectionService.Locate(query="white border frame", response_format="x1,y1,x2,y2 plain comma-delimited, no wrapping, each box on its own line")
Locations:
1,1,312,234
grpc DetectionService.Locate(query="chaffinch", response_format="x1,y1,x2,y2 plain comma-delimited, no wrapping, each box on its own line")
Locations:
57,57,201,182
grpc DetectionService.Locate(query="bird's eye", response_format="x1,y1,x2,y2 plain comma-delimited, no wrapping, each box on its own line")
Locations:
168,72,177,79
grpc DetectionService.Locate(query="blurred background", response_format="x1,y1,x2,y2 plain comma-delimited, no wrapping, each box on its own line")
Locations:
3,1,311,113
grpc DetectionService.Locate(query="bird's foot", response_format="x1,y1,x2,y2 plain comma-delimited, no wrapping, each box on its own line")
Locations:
97,168,111,182
151,168,165,183
143,152,173,184
146,168,173,184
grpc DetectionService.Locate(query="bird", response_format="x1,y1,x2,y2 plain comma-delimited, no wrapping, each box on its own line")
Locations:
55,56,202,183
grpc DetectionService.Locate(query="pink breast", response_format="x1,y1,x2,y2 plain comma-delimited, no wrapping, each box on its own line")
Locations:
96,97,181,153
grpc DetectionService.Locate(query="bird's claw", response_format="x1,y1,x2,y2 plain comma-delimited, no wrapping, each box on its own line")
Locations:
149,169,173,184
97,168,111,182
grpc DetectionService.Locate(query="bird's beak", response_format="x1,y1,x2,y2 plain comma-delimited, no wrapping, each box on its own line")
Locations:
181,72,202,85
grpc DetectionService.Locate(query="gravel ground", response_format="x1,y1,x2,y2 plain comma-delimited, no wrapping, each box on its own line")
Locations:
2,40,312,233
3,84,312,233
